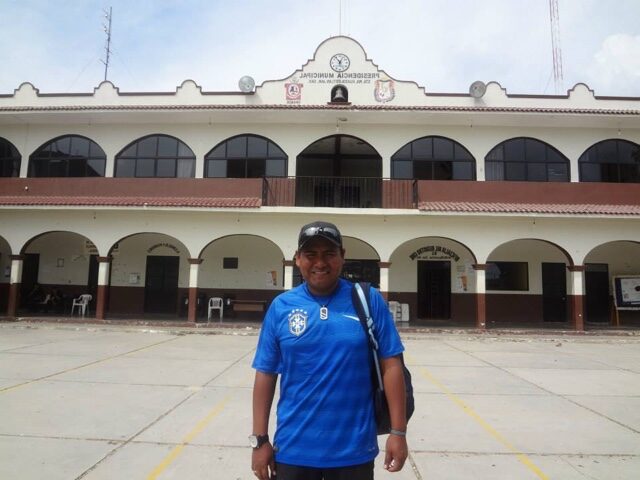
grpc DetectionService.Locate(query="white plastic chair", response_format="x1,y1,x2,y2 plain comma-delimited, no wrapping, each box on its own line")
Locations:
207,297,223,323
71,294,92,317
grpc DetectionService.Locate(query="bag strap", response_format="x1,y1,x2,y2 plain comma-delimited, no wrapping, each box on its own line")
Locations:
352,282,384,391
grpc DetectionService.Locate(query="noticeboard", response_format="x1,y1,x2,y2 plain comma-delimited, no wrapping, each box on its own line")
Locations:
612,276,640,310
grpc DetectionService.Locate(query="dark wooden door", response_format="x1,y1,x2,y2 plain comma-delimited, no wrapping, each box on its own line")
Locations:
585,263,610,323
144,256,179,314
20,253,40,307
418,261,451,319
542,263,567,322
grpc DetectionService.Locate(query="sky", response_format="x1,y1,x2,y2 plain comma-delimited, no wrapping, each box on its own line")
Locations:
1,0,639,97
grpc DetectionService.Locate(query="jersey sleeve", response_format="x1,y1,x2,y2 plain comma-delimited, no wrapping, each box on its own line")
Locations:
251,301,282,374
369,287,404,359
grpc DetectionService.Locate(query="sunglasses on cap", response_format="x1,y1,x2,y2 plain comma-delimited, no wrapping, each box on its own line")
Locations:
298,225,342,249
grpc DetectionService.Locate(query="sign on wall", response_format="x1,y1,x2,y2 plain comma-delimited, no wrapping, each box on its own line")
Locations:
409,245,460,262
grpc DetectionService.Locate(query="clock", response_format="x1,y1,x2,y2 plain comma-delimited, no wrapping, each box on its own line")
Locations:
330,53,350,72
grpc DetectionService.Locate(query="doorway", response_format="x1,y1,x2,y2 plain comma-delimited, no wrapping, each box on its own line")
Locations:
144,256,179,314
542,262,567,322
585,263,610,323
20,253,40,307
417,261,451,319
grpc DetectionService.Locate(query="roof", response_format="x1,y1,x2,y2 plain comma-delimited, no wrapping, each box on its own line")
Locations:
419,201,640,216
0,196,262,208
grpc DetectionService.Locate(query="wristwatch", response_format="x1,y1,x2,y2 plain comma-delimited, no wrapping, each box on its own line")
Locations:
249,433,269,449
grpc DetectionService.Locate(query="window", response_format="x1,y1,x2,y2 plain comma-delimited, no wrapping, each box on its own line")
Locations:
205,135,287,178
391,136,475,180
485,138,569,182
579,139,640,183
486,262,529,291
28,135,105,177
223,257,238,269
115,135,195,178
0,138,21,177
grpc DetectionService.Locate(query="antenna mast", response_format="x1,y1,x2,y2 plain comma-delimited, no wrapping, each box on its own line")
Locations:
101,7,113,82
549,0,563,94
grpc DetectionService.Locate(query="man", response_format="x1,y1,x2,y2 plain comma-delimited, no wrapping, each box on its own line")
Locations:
251,221,408,480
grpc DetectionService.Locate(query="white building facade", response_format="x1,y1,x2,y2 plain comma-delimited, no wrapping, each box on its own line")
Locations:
1,36,639,329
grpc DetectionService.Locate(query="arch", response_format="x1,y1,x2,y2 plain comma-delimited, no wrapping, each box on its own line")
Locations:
391,135,476,180
107,232,192,316
114,134,195,178
28,134,106,177
204,134,287,178
486,239,575,327
18,231,100,314
578,139,640,183
582,240,640,325
485,137,570,182
296,135,382,208
0,137,21,177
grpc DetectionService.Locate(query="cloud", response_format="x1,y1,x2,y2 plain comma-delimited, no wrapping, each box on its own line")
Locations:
587,34,640,96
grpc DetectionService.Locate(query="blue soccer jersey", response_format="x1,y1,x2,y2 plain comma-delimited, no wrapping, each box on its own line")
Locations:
252,278,404,468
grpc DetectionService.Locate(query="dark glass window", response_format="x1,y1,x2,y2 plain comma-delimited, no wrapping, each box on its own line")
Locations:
28,135,105,177
486,262,529,291
205,135,287,178
223,257,238,269
485,138,569,182
579,139,640,183
115,135,195,178
0,138,21,177
391,136,475,180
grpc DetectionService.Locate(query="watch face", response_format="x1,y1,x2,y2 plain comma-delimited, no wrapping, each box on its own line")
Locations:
330,54,350,72
249,435,258,448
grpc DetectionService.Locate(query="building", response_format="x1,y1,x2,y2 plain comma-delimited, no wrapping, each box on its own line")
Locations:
1,36,639,329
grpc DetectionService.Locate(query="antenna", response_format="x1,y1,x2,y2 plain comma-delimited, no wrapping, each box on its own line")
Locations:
101,7,113,82
549,0,563,94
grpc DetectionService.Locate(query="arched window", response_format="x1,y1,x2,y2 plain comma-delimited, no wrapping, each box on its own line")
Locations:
391,136,475,180
485,137,569,182
579,139,640,183
28,135,106,177
205,135,287,178
0,137,21,177
115,135,195,178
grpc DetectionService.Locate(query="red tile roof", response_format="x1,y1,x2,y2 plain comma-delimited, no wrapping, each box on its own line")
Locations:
0,196,262,208
419,201,640,216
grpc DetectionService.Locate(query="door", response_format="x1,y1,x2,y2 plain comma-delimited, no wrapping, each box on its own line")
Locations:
585,263,609,323
87,254,99,299
542,263,567,322
417,261,451,319
144,256,179,314
20,253,40,307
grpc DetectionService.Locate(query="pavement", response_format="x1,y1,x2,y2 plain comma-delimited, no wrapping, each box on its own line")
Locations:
0,321,639,480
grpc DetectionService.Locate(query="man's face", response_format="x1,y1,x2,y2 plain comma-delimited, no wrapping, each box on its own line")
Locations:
295,236,345,296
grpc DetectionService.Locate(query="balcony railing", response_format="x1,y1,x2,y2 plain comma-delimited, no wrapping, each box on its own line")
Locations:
262,177,417,209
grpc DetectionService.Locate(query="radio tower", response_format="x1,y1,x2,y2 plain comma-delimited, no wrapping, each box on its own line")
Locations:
549,0,564,94
101,7,113,82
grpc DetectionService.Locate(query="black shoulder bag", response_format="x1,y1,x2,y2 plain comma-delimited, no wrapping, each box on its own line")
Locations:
352,282,415,435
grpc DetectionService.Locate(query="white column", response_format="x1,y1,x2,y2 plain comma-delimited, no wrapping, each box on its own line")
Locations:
98,261,110,286
379,264,390,293
189,262,200,288
569,269,584,296
284,264,294,290
10,257,23,285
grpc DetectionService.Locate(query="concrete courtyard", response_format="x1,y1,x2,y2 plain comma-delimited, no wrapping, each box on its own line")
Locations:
0,322,639,480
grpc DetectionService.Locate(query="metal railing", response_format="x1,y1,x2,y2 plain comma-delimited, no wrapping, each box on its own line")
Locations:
262,176,417,209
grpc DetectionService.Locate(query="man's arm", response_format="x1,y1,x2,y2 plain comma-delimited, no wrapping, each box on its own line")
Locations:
251,371,277,480
380,355,408,472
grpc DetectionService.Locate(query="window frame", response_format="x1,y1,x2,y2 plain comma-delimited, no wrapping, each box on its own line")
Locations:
205,134,288,178
486,261,529,291
114,134,196,178
578,139,640,183
28,135,106,178
0,137,21,177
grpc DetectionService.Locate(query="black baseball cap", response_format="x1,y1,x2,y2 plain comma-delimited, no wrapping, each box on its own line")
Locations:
298,221,343,249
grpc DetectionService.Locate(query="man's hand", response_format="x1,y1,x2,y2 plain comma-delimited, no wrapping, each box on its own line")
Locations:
251,442,275,480
384,433,408,472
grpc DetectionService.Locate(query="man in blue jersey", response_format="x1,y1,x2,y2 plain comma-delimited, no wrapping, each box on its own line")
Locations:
250,221,408,480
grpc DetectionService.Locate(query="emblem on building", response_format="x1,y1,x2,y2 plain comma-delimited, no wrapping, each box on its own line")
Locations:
285,78,303,103
288,309,308,336
374,79,395,103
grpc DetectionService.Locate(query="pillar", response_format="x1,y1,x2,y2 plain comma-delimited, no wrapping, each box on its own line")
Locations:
95,256,111,320
378,262,391,300
283,260,294,290
472,264,487,330
188,259,203,323
7,255,24,318
567,265,585,331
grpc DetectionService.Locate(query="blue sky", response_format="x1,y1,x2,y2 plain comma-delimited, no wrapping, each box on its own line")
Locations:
1,0,639,96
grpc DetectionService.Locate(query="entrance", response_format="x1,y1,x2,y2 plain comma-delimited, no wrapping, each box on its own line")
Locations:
20,253,40,307
417,261,451,319
542,263,567,322
144,256,179,314
585,263,610,323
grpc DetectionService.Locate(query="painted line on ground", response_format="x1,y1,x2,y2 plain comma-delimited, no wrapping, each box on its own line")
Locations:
405,352,549,480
